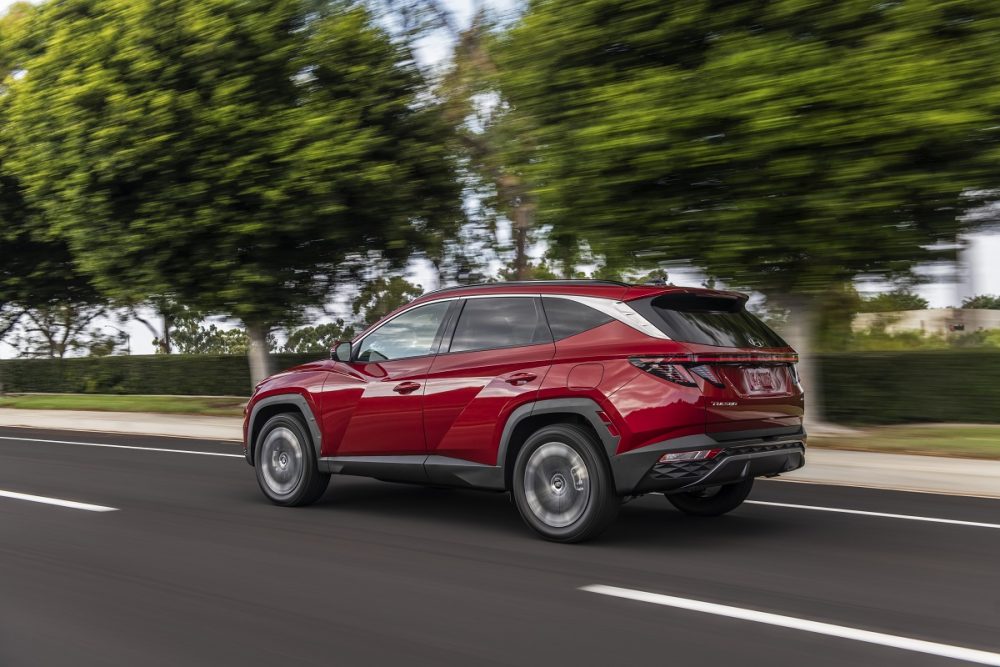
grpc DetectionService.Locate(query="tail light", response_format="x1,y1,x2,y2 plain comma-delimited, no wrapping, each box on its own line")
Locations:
629,358,696,386
630,353,799,388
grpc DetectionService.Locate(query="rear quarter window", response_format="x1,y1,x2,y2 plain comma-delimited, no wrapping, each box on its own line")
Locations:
542,297,615,340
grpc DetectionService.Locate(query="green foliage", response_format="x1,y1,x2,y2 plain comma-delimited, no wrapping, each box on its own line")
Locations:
351,276,423,326
5,0,459,336
0,354,316,396
819,351,1000,424
171,311,276,355
283,321,356,353
858,290,930,313
500,0,1000,298
14,303,114,358
962,294,1000,310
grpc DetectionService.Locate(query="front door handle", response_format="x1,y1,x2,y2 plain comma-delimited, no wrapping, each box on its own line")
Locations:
393,381,421,394
505,372,537,386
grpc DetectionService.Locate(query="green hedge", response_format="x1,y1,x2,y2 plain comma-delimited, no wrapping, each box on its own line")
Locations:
0,353,318,396
818,350,1000,424
1,351,997,424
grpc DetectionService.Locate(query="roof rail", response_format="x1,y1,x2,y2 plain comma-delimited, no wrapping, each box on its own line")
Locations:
422,279,630,297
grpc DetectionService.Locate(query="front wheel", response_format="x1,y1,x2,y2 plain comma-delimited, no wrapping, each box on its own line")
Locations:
665,478,754,517
254,413,329,506
512,424,619,543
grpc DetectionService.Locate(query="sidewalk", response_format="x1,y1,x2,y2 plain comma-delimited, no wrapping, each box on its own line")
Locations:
0,408,242,441
1,408,999,498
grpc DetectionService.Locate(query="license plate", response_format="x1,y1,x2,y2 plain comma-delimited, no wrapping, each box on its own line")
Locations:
743,367,779,395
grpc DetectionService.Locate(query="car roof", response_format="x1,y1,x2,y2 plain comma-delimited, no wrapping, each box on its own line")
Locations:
353,280,749,342
407,280,746,304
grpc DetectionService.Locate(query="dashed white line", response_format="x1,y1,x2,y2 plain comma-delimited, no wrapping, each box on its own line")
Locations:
0,489,118,512
581,585,1000,666
745,500,1000,530
0,435,243,458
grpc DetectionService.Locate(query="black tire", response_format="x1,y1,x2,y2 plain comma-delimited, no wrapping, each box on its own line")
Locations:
512,424,619,543
254,413,329,506
665,478,754,517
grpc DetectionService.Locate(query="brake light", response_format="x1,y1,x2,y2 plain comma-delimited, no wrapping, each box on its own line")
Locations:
631,353,797,388
629,358,697,386
658,448,722,463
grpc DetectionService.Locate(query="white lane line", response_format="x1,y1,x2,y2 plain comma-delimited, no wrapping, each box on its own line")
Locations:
0,435,243,458
582,585,1000,666
0,489,118,512
745,500,1000,530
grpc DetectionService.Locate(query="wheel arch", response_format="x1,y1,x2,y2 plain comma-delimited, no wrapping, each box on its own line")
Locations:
246,394,323,465
498,398,619,491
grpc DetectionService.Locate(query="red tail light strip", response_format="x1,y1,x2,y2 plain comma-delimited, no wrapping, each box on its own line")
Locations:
634,353,798,365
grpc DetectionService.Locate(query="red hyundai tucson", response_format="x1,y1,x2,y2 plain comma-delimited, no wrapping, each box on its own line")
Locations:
243,280,805,542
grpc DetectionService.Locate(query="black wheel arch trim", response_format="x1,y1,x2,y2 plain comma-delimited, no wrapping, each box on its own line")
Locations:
246,394,323,465
496,397,620,470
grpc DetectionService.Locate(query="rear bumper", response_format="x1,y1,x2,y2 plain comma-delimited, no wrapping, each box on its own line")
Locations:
611,430,806,495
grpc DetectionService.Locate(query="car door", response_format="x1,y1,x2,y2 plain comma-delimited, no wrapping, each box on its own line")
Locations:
423,296,556,466
332,300,454,456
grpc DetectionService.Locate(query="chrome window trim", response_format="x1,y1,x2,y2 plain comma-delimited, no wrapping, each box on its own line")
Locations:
353,291,670,354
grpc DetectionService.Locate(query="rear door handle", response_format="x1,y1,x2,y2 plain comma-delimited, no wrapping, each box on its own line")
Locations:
393,381,421,394
505,372,537,386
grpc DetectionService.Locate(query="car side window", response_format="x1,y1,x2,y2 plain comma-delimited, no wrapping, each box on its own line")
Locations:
356,301,451,362
449,297,552,353
541,297,614,340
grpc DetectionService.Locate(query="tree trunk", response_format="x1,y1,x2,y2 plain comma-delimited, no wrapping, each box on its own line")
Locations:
246,322,272,388
160,311,173,354
512,201,530,280
776,296,824,429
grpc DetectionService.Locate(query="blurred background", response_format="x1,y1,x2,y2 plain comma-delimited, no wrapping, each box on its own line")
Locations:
1,0,999,457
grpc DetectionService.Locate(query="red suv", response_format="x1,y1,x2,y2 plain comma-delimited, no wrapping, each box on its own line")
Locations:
243,280,805,542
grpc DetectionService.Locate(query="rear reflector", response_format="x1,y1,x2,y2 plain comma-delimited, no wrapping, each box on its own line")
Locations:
658,448,722,463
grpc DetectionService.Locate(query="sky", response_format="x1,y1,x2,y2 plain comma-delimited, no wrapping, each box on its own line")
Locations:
1,0,999,357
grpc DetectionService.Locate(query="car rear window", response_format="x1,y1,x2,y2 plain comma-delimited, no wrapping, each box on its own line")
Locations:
635,292,788,348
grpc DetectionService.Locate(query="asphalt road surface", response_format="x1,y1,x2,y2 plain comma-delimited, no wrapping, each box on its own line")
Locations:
2,426,999,667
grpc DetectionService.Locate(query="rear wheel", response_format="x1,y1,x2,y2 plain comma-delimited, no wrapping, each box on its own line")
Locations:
512,424,619,543
254,413,329,506
665,478,754,516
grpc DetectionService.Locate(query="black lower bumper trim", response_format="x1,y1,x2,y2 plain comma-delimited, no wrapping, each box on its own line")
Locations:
612,431,806,495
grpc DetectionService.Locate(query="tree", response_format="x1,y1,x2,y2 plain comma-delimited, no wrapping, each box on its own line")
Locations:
962,294,1000,310
351,276,423,326
859,290,930,313
7,0,459,385
171,310,276,355
283,321,356,354
439,12,541,280
500,0,1000,422
14,302,113,358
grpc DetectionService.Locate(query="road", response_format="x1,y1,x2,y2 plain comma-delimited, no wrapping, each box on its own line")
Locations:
1,426,999,666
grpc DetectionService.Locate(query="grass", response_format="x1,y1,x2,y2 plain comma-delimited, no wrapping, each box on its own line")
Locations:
0,393,245,416
810,424,1000,460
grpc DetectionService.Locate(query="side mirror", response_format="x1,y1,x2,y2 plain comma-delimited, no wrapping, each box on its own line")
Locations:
331,341,352,362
